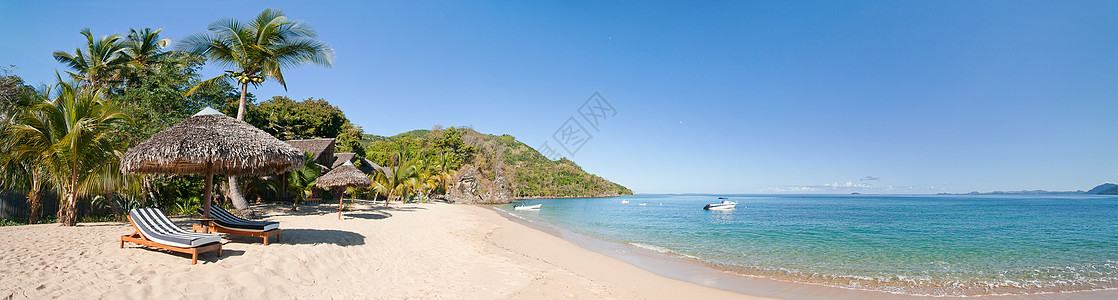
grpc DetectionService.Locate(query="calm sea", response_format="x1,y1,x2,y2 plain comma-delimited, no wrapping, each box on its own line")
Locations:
497,194,1118,296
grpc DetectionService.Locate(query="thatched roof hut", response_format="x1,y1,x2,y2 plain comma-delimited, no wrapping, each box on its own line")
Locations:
332,152,356,168
332,152,384,175
121,108,303,176
286,138,335,167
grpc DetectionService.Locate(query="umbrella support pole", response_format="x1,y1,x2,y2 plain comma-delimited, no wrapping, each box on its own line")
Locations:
202,167,213,225
338,193,344,220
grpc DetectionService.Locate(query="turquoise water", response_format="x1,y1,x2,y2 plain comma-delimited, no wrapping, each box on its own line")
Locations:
498,194,1118,296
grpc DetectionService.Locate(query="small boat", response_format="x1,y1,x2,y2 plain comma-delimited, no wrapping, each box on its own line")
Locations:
704,200,737,210
717,197,728,200
514,204,542,210
638,203,647,206
620,200,630,204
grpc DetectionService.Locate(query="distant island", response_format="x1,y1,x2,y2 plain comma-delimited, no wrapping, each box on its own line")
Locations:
362,127,633,204
936,183,1118,196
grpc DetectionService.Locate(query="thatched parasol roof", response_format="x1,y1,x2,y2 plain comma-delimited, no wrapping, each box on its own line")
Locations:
315,161,373,188
121,108,303,176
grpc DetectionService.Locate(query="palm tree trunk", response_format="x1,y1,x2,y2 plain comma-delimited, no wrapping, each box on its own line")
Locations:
227,82,252,217
60,152,81,226
227,176,251,214
236,82,248,119
26,187,41,225
60,192,78,226
106,192,122,214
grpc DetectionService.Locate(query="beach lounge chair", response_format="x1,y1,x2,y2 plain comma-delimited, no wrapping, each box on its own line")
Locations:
195,205,281,245
120,208,223,265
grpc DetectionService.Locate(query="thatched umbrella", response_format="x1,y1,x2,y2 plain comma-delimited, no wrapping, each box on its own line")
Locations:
315,160,373,219
121,107,303,220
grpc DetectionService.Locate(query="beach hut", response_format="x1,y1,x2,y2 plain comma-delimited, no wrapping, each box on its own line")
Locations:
314,160,372,219
120,107,303,224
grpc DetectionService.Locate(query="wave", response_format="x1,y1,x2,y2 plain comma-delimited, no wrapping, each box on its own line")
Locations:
628,242,702,260
630,242,1118,296
702,261,1118,296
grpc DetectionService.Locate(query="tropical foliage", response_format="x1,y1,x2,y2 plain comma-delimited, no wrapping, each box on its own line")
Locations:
1,80,132,225
1,66,34,121
288,152,322,211
247,96,362,143
3,23,242,225
371,155,416,206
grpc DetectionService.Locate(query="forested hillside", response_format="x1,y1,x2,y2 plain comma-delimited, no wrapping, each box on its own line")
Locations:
363,127,631,203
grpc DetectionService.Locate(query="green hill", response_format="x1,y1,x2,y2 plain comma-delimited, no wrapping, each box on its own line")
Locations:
362,127,631,203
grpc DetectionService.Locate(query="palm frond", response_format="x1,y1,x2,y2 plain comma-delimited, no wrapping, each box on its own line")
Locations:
184,73,230,97
176,8,332,95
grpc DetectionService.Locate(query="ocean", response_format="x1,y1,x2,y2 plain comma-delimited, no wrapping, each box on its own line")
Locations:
496,194,1118,296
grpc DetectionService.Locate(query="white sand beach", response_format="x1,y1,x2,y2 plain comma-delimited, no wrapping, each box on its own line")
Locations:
0,200,767,299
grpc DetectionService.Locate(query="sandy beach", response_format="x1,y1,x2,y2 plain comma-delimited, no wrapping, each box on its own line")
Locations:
0,200,767,299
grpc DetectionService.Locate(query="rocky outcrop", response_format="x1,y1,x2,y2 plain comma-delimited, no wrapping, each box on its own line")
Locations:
446,166,513,204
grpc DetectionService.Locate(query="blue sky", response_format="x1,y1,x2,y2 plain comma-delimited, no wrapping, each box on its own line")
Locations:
2,0,1116,194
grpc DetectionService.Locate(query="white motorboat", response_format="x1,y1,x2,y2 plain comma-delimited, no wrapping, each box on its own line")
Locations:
704,200,737,210
638,203,647,206
514,204,542,210
620,200,630,204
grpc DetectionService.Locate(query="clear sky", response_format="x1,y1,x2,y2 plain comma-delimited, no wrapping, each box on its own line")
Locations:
2,0,1116,194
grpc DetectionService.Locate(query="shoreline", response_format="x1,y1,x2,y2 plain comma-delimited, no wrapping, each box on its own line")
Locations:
488,205,1118,299
512,194,628,200
2,200,1115,299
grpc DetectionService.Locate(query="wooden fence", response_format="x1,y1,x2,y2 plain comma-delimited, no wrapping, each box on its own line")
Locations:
0,190,61,220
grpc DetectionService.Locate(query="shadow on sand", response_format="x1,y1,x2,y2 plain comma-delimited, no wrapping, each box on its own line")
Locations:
364,205,427,212
123,246,245,264
278,229,366,246
345,212,390,220
250,199,428,217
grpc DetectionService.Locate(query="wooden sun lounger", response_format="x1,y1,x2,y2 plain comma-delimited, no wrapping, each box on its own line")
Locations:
195,205,281,245
121,208,223,265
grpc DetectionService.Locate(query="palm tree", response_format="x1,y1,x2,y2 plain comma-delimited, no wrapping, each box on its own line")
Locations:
411,159,432,202
0,87,53,224
52,28,136,89
431,151,457,199
3,79,131,225
288,152,321,211
372,156,417,207
179,8,333,214
0,157,50,223
123,28,172,68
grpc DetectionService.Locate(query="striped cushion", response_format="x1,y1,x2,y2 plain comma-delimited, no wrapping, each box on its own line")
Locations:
198,205,279,232
130,208,221,248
